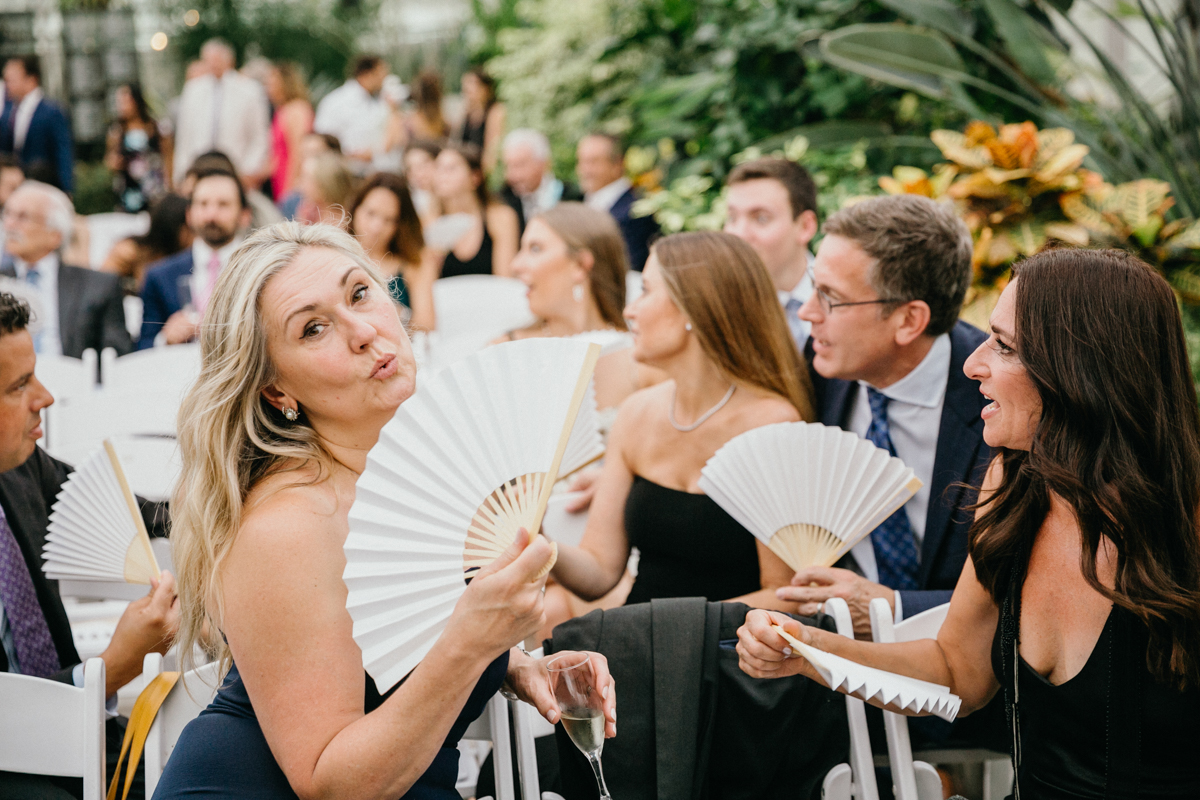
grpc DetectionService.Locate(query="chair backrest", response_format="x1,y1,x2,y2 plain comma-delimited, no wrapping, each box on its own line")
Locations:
824,597,881,800
429,275,535,370
102,343,200,395
0,657,106,799
43,386,187,466
37,349,97,400
142,652,223,798
85,211,150,268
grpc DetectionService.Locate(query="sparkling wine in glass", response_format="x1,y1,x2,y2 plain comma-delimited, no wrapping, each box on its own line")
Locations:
547,652,612,800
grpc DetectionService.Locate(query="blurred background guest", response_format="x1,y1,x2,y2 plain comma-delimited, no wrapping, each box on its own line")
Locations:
347,172,435,330
172,39,271,190
0,56,73,193
179,151,283,231
578,132,658,272
500,128,581,237
296,152,357,226
432,144,518,277
105,83,169,212
314,54,391,174
454,68,505,175
101,193,192,294
402,140,439,224
263,61,313,204
395,70,448,145
0,181,132,357
0,154,24,254
550,231,815,609
278,132,340,219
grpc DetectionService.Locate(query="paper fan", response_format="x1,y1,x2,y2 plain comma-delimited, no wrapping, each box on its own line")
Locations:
344,338,602,691
773,626,961,721
42,440,160,584
697,421,921,572
570,328,633,356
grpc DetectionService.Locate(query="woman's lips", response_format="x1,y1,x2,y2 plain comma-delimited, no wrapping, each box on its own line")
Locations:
371,355,398,380
981,395,1000,420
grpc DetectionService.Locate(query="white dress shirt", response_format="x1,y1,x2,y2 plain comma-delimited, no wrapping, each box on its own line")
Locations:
172,72,271,184
13,253,61,356
777,252,814,348
846,333,951,618
585,176,632,213
313,80,390,161
189,237,240,312
515,174,566,223
12,87,42,151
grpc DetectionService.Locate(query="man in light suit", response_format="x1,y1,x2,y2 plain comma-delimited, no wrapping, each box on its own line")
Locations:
577,133,659,271
778,195,991,636
139,167,250,349
500,128,583,238
0,291,178,798
171,39,271,188
0,181,132,358
0,56,73,193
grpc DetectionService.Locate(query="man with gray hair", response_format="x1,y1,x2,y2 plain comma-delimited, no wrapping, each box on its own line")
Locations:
499,128,581,236
779,194,989,636
172,38,271,188
0,181,132,357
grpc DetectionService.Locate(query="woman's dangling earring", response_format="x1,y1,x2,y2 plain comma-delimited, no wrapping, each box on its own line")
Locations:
572,283,585,302
283,406,298,422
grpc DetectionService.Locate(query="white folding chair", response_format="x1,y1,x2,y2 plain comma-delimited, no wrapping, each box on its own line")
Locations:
429,275,535,371
823,596,881,800
0,657,107,799
37,348,98,399
122,297,143,340
142,652,222,798
101,342,200,394
869,599,1013,800
84,211,150,268
44,386,186,466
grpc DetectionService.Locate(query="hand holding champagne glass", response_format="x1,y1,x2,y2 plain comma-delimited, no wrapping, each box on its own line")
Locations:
548,652,614,799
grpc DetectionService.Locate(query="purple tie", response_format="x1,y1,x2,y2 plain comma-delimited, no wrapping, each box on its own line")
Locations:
0,503,61,677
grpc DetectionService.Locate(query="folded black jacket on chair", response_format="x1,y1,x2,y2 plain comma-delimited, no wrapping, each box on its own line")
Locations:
545,598,849,800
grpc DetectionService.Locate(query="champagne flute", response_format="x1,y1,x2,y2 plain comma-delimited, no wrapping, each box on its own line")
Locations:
547,652,612,800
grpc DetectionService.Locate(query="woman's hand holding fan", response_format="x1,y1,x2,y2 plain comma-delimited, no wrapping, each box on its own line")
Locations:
735,608,822,682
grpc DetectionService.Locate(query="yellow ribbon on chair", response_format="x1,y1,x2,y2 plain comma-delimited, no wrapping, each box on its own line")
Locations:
107,670,181,800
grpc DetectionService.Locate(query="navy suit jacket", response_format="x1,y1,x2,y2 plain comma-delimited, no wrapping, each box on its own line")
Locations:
138,249,195,350
0,98,74,192
814,320,991,618
610,187,660,272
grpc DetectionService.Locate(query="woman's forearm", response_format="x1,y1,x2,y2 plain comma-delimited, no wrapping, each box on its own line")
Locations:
731,587,796,613
552,543,624,601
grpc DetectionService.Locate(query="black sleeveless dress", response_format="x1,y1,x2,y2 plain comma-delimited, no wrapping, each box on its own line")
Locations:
440,215,493,278
623,475,762,604
153,653,509,799
992,571,1200,799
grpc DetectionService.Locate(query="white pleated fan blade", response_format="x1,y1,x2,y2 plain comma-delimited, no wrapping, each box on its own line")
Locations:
42,440,160,583
345,338,602,692
697,422,922,572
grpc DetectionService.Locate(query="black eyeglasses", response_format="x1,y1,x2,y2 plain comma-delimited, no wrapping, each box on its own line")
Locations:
808,267,902,314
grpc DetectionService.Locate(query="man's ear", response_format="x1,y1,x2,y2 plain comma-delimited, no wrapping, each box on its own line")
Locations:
794,210,818,250
893,300,932,347
239,207,253,230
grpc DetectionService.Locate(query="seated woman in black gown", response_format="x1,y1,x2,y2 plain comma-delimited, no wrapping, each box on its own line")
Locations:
551,231,816,609
739,248,1200,798
155,222,615,800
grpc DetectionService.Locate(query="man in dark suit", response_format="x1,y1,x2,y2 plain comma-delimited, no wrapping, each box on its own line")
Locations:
577,133,659,271
138,167,250,349
0,56,74,193
777,194,990,636
0,181,132,358
498,128,582,237
0,291,177,797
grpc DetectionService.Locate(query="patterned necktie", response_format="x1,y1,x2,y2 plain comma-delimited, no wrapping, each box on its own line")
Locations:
0,502,61,677
864,387,921,591
784,297,806,351
25,265,43,353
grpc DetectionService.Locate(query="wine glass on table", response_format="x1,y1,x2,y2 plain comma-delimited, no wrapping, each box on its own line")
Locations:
547,652,613,800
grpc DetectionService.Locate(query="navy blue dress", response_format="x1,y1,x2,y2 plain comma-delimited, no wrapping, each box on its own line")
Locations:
153,652,509,799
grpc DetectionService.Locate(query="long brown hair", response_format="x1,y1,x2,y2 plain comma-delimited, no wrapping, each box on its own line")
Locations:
653,231,815,420
413,70,447,139
536,202,627,330
970,248,1200,689
347,172,424,265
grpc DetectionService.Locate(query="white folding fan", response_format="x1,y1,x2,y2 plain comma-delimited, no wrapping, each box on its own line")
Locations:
773,625,961,721
697,421,922,572
343,338,603,692
42,440,160,584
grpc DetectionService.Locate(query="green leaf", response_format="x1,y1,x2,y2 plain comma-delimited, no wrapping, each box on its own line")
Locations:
875,0,976,38
818,24,968,101
978,0,1059,86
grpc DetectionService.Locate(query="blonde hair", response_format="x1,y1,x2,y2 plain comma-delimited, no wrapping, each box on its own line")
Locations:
652,231,815,421
305,152,358,209
536,202,628,329
171,221,389,671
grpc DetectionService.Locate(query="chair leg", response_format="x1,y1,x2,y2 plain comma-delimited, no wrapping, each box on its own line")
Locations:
823,763,853,799
487,695,516,800
983,758,1014,800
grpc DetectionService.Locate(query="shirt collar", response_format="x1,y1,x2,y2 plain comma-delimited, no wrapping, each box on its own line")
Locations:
193,236,241,269
17,87,42,112
776,252,815,306
860,332,952,409
14,251,58,279
585,176,632,212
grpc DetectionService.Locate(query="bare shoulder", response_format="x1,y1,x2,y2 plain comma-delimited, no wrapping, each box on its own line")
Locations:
613,380,671,424
235,467,345,562
486,202,518,229
732,387,801,430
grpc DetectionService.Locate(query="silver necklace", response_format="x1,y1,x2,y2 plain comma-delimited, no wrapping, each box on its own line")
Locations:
669,384,736,432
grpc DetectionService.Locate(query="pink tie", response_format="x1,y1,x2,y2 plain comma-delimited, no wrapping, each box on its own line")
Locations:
196,251,221,316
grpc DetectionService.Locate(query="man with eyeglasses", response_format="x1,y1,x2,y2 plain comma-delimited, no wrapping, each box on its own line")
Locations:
0,181,132,358
779,194,990,637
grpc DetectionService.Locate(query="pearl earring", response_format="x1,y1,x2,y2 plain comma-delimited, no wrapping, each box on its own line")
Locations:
283,406,298,422
685,323,692,332
572,284,584,302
